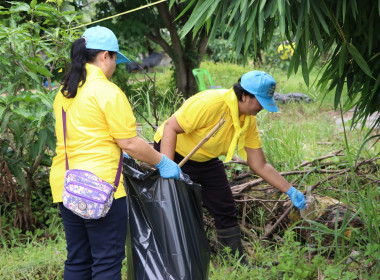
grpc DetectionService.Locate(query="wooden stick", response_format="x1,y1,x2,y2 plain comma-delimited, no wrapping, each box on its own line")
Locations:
261,205,292,241
294,149,344,170
178,118,226,167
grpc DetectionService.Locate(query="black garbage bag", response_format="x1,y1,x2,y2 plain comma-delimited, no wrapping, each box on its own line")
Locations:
123,157,210,280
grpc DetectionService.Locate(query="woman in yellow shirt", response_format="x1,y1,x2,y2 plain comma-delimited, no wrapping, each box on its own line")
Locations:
154,71,306,268
50,26,180,280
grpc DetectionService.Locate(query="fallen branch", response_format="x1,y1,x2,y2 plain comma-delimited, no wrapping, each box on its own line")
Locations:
231,169,350,194
260,205,292,242
294,149,344,170
225,156,248,165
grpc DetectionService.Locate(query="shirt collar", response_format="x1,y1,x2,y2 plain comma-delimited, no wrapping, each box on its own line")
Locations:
85,63,108,82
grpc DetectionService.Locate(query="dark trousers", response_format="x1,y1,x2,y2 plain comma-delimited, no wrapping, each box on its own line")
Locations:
154,142,238,229
59,197,128,280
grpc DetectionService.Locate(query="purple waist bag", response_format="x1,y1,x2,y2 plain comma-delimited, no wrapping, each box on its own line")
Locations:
61,107,122,219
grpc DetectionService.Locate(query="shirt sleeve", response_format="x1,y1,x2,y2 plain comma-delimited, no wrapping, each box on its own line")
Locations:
245,116,262,149
101,88,137,139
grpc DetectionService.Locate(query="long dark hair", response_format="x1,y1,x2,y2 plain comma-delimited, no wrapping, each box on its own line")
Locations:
60,38,115,98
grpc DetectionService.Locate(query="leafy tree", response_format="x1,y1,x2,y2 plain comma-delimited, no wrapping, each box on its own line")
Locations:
94,0,209,98
0,0,83,231
178,0,380,133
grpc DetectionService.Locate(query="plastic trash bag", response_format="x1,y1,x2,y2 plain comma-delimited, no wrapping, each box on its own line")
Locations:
123,157,210,280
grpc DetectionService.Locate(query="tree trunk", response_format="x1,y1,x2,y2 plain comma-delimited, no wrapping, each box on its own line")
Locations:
154,3,209,98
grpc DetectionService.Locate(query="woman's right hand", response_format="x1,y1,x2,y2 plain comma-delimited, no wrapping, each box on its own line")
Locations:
155,154,182,179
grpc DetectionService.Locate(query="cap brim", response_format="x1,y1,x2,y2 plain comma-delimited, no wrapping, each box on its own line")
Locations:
255,95,279,112
116,52,131,64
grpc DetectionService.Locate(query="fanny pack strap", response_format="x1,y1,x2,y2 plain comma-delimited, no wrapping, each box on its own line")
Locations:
62,107,123,187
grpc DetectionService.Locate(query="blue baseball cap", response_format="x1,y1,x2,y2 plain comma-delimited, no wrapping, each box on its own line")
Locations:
82,26,131,64
240,71,279,112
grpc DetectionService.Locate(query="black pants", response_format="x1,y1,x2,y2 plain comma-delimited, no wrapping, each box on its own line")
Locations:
59,198,128,280
154,142,238,229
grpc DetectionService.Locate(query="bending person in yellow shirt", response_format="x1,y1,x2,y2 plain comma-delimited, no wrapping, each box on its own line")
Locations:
50,26,180,280
154,71,306,268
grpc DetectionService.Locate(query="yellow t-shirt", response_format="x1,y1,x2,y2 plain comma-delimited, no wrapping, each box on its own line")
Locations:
154,89,261,162
49,64,137,203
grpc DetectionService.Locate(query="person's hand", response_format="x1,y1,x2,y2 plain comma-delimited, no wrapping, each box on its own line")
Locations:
155,154,182,179
286,186,306,210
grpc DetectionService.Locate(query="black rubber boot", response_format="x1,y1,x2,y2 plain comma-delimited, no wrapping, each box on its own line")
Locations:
216,226,253,268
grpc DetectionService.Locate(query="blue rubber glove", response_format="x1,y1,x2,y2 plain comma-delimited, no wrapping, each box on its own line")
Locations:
286,186,307,210
155,155,182,179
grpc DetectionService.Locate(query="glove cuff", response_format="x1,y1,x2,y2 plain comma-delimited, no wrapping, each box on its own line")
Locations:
286,186,296,196
155,154,166,168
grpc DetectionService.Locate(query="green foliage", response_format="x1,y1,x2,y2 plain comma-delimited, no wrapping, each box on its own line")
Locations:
94,0,209,97
0,1,84,232
181,0,380,132
0,230,66,279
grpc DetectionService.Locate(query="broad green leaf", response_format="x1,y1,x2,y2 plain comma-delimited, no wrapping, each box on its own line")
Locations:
293,46,301,74
349,0,358,20
34,10,52,18
29,142,39,159
8,164,27,188
206,0,220,24
37,129,48,154
227,21,240,45
226,1,241,27
240,0,248,12
10,2,30,13
208,6,222,41
310,14,323,50
258,6,264,40
338,43,347,77
310,1,330,35
334,80,344,109
342,0,347,23
169,0,176,9
304,9,309,50
25,71,40,83
246,2,258,31
36,3,59,12
174,0,196,21
235,26,245,56
36,65,52,77
181,0,216,38
252,21,258,56
240,0,247,26
294,2,304,47
46,128,56,151
30,0,37,9
300,46,309,87
259,0,267,12
277,0,282,15
1,111,12,134
244,27,253,54
347,43,373,78
12,108,34,120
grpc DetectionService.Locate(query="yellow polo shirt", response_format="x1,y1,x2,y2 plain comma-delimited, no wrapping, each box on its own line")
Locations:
154,89,261,162
49,64,137,203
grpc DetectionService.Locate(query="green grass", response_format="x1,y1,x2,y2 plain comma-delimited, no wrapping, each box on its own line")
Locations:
1,61,379,279
0,234,66,279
